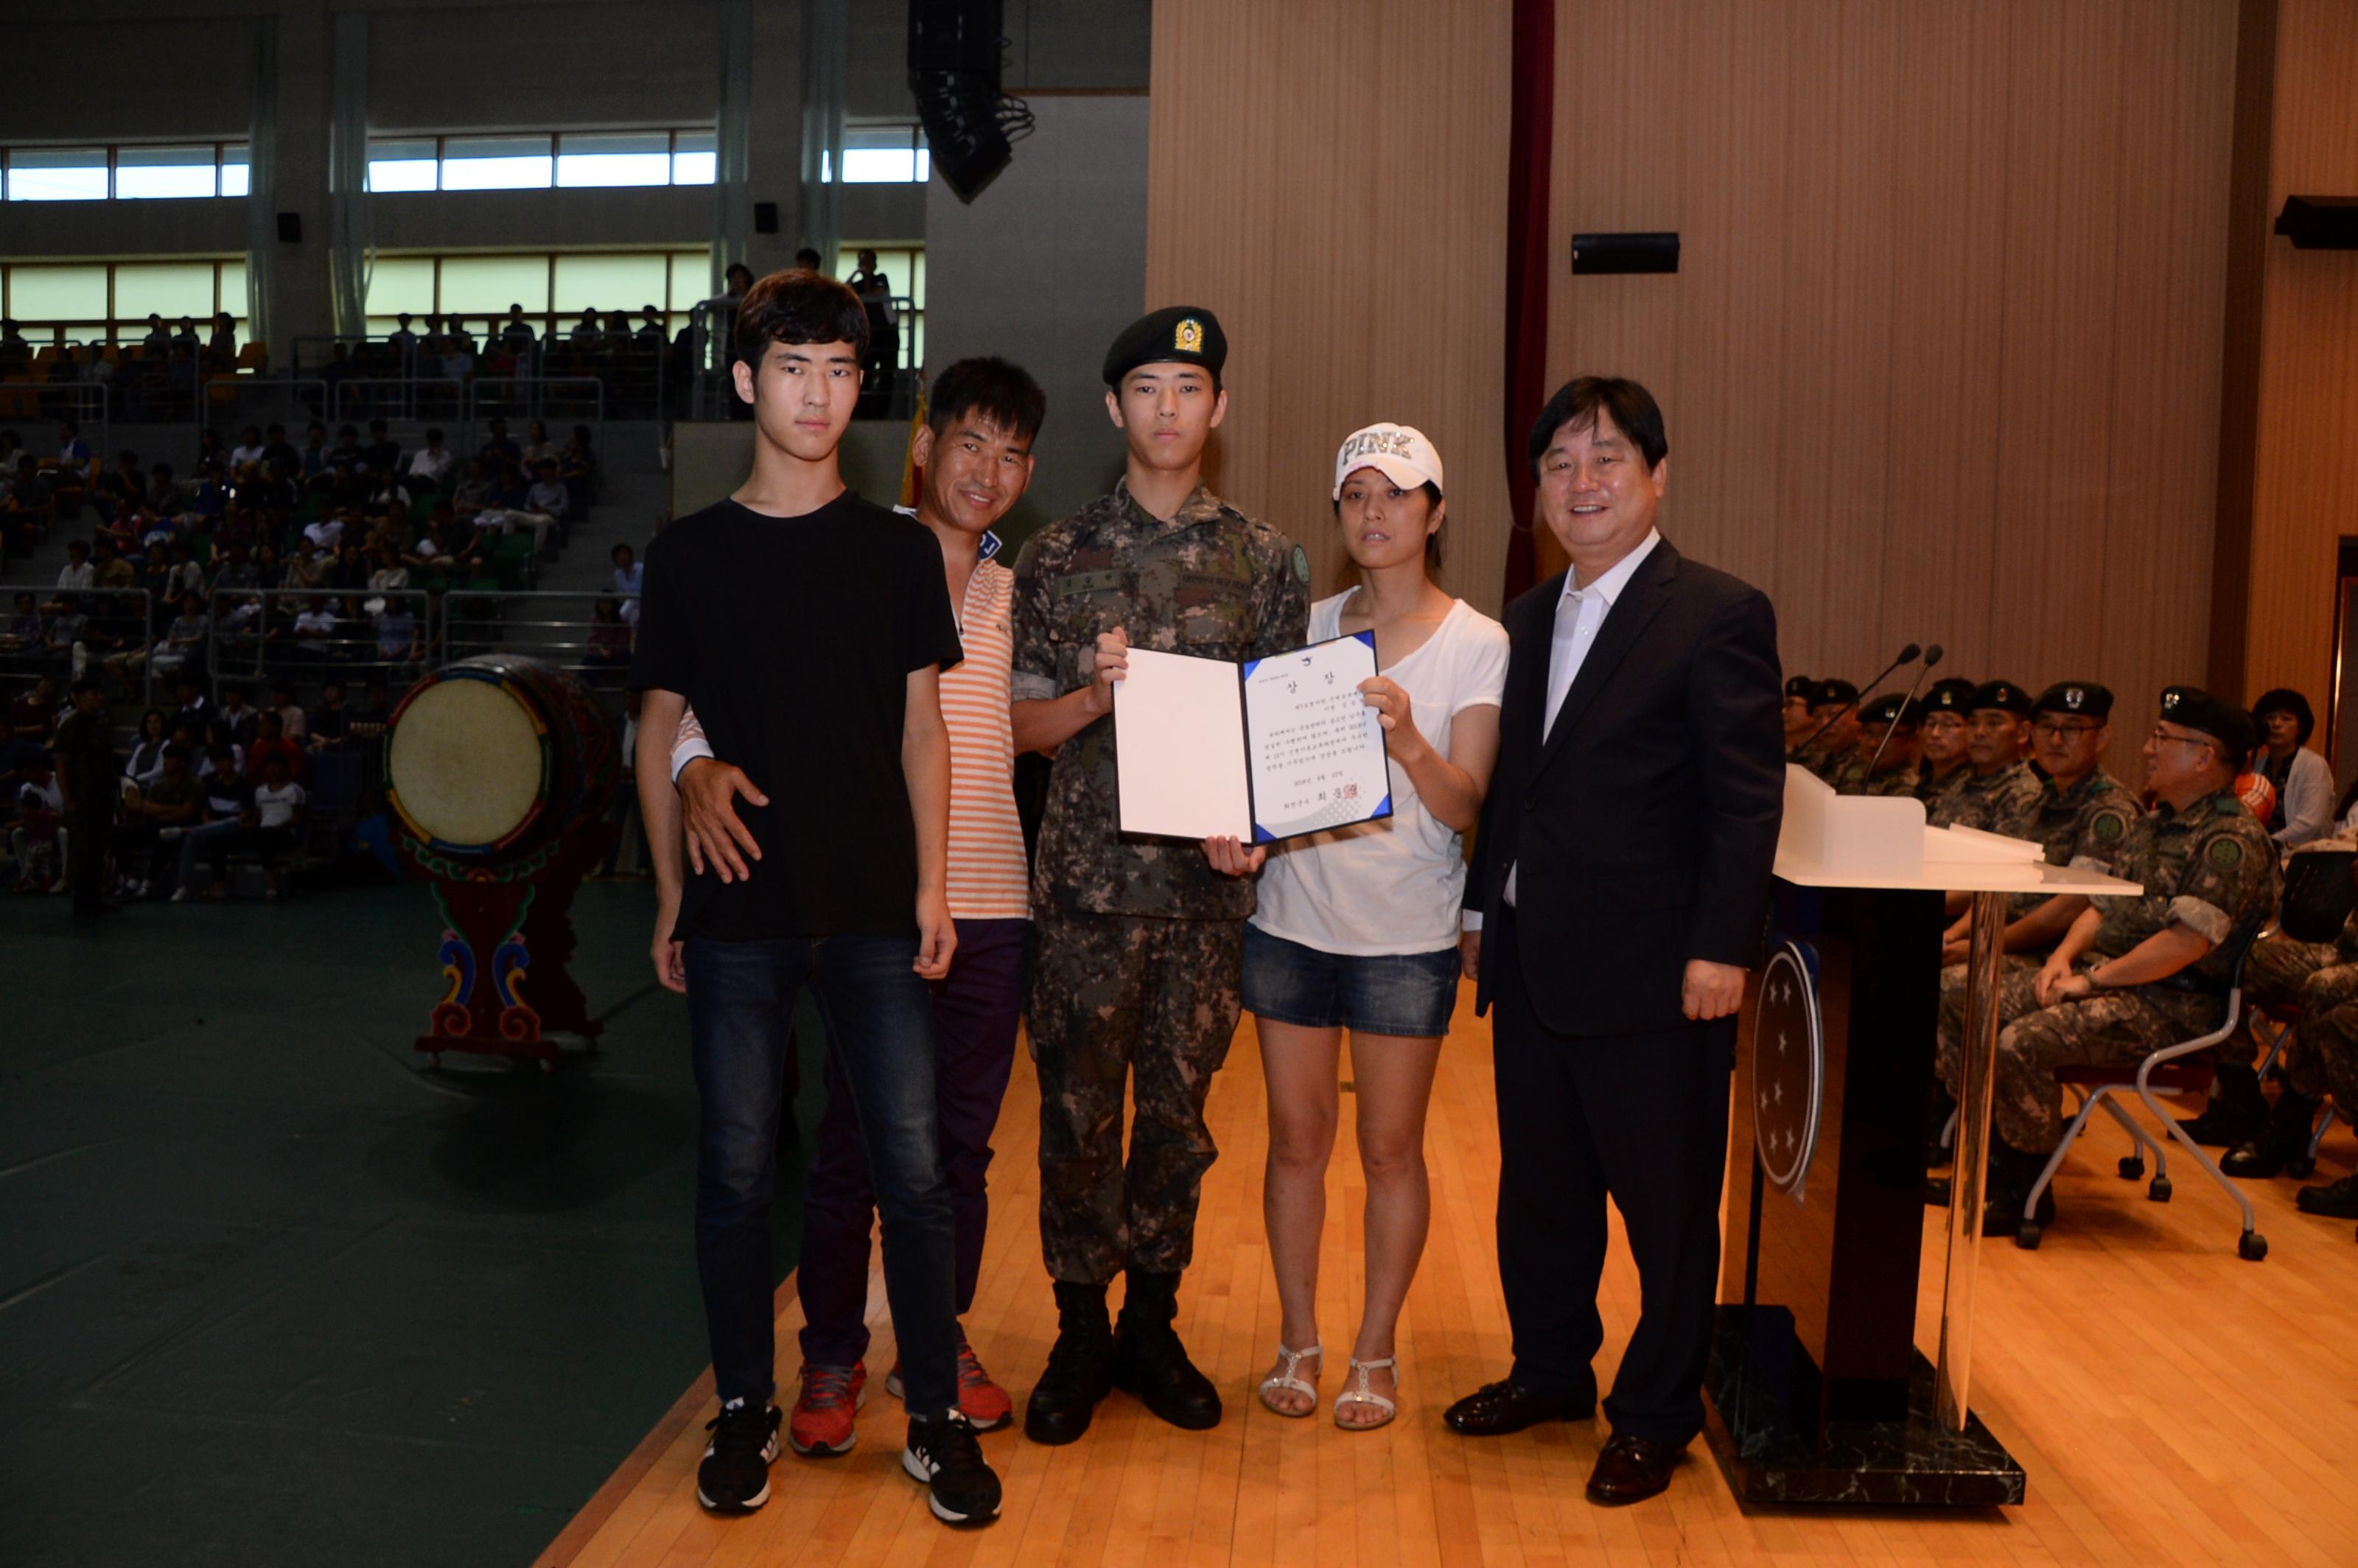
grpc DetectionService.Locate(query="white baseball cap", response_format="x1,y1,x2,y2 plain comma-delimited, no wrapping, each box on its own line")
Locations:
1332,422,1444,500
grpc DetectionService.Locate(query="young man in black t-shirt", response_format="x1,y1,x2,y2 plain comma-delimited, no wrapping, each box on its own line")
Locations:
629,268,999,1530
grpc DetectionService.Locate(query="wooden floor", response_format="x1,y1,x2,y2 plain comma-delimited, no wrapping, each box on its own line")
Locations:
541,985,2358,1567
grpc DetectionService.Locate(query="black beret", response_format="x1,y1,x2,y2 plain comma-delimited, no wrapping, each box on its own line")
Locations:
1920,677,1979,716
1860,693,1921,727
1968,679,2032,717
1785,675,1816,700
2158,685,2257,758
1813,679,1859,708
2032,681,2113,721
1103,306,1227,387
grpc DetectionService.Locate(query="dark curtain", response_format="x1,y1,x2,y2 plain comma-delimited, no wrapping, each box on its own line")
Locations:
1502,0,1556,604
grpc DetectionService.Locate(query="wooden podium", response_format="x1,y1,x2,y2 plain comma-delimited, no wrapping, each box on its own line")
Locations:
1701,769,2136,1507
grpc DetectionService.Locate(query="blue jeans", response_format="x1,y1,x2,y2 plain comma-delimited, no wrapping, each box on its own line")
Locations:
685,933,959,1415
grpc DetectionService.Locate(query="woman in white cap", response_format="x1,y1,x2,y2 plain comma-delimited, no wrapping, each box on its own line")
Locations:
1244,424,1507,1429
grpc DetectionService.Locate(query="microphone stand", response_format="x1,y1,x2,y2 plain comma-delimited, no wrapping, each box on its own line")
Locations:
1864,643,1945,780
1798,644,1921,755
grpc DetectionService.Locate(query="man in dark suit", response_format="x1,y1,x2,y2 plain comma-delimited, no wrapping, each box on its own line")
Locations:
1448,377,1785,1505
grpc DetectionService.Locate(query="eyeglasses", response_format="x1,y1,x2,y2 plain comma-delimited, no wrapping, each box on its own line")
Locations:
2032,720,2103,740
2147,728,2217,753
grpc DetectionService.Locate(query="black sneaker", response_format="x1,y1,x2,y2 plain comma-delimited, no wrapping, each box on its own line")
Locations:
902,1410,1001,1527
696,1397,783,1512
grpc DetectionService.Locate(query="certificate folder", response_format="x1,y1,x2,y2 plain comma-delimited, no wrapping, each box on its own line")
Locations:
1113,634,1394,844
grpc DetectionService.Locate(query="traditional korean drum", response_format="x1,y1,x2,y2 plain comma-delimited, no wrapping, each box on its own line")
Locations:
385,654,618,859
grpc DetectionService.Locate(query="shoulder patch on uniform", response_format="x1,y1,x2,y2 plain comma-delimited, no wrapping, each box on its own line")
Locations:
2093,811,2127,844
2207,837,2245,870
1291,545,1311,584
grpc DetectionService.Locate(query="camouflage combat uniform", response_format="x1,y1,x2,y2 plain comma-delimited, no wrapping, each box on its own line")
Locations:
1830,751,1921,797
2225,915,2358,1067
1935,789,2278,1152
2279,959,2358,1122
1790,735,1847,783
1011,479,1309,1284
2004,768,2135,922
1916,760,1973,819
1931,759,2043,834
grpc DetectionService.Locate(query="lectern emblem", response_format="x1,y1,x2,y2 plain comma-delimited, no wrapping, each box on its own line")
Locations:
1752,940,1825,1202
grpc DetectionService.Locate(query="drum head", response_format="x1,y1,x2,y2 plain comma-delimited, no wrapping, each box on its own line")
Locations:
388,676,546,850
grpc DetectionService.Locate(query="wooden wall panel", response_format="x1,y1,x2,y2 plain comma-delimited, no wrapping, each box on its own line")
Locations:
1540,0,2236,770
1141,0,1514,614
2237,0,2358,721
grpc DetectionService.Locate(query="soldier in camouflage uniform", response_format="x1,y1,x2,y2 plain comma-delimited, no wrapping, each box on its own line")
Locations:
1830,692,1922,796
2254,965,2358,1218
1009,306,1309,1444
2186,911,2358,1149
1931,679,2041,833
1929,688,2275,1234
1913,676,1979,818
1788,677,1858,781
1782,674,1817,755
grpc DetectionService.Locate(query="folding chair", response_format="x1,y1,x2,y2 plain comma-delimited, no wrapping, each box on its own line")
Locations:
2015,922,2270,1259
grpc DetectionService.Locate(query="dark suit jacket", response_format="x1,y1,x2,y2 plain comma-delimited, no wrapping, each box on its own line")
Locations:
1467,537,1786,1037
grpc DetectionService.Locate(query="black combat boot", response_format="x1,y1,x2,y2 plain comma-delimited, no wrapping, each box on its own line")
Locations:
2222,1089,2323,1178
1111,1270,1222,1430
1023,1282,1115,1446
2295,1171,2358,1219
1925,1140,2054,1236
2177,1063,2270,1147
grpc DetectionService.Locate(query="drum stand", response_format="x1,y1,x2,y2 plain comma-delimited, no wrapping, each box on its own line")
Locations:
406,822,618,1067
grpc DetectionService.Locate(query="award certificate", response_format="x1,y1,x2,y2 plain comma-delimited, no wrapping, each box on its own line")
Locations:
1113,634,1393,844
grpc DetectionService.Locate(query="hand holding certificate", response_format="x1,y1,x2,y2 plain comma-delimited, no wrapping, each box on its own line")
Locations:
1113,634,1394,844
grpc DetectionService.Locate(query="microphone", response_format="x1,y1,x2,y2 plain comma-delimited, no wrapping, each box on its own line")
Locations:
1799,643,1920,753
1865,643,1943,778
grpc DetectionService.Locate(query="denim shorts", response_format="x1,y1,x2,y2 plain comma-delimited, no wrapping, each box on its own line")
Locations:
1241,923,1463,1037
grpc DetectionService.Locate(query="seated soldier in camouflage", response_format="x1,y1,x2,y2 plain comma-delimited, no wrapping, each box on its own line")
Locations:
1927,687,2277,1235
1913,676,1978,816
2191,909,2358,1151
1832,693,1921,796
1781,674,1816,756
1931,679,2040,833
1790,678,1859,781
1937,682,2133,965
2239,963,2358,1222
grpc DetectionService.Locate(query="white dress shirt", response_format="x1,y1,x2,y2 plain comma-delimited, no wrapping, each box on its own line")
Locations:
1484,529,1662,924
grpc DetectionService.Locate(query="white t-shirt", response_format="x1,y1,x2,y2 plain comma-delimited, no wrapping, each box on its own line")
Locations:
255,780,307,830
1250,592,1508,956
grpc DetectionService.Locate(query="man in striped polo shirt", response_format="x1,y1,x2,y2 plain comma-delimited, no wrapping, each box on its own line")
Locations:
672,357,1047,1455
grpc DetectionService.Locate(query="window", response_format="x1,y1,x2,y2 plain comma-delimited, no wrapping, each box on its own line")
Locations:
367,130,719,193
0,143,251,202
0,258,246,345
361,250,712,340
833,244,926,367
822,123,931,185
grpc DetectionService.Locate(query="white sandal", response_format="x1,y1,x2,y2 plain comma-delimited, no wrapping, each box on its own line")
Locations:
1257,1343,1322,1417
1334,1357,1398,1430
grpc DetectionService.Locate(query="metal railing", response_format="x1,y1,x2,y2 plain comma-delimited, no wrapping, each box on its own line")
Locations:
204,585,433,699
438,589,634,701
0,586,158,706
682,295,915,421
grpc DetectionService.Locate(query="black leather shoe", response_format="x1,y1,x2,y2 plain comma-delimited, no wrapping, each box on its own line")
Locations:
1024,1283,1115,1446
2295,1172,2358,1219
1110,1270,1221,1429
2177,1064,2269,1147
2221,1091,2322,1179
1586,1432,1684,1505
1442,1378,1595,1436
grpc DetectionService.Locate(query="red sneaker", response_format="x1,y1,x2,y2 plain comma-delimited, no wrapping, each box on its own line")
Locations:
885,1337,1014,1432
786,1361,866,1456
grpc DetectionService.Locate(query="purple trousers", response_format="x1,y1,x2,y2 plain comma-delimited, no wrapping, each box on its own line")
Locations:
797,916,1026,1367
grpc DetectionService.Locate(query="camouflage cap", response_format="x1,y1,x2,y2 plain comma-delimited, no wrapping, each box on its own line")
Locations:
1103,306,1227,387
2032,681,2113,721
1967,679,2033,717
1920,676,1980,716
2158,685,2257,757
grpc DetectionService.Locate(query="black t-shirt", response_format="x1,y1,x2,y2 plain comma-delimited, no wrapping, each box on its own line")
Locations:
630,491,962,940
